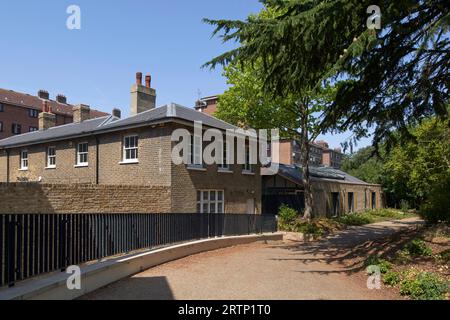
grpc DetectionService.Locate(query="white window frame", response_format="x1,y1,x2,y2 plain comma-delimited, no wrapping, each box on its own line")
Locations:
28,109,39,118
122,135,139,163
76,142,89,166
46,146,56,168
196,190,224,214
243,145,253,173
188,134,204,168
20,150,28,170
218,141,230,171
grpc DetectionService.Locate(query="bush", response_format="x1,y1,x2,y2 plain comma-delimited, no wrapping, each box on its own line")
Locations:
399,272,449,300
383,271,401,286
438,249,450,263
419,180,450,223
278,205,298,230
338,214,374,226
404,239,433,257
365,255,392,274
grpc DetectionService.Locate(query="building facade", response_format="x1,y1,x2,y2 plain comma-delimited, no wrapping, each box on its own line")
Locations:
0,74,261,215
194,95,219,116
0,88,108,140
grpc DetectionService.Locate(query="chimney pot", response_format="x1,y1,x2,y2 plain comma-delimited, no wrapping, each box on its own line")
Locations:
56,94,67,104
130,73,156,115
39,100,56,130
112,108,121,119
38,90,49,100
136,72,143,85
145,75,151,88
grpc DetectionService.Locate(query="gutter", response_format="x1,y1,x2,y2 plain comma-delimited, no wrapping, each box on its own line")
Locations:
6,149,10,183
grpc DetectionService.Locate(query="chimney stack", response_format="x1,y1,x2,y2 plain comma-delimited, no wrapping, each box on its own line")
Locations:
73,104,91,123
130,71,156,115
56,94,67,104
112,108,121,119
38,90,49,100
39,100,56,130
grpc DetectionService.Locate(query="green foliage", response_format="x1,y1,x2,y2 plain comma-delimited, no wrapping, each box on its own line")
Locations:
365,255,392,274
419,179,450,223
204,0,450,149
278,204,299,230
438,249,450,263
341,147,384,184
399,271,449,300
338,214,373,226
404,240,433,257
383,271,401,287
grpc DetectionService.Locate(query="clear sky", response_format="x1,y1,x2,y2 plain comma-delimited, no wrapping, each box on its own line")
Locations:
0,0,371,151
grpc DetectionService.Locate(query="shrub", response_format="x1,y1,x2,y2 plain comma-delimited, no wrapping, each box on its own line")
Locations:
383,271,401,286
395,249,413,264
419,180,450,223
364,255,392,274
438,249,450,263
399,272,449,300
338,214,373,226
278,205,298,230
404,239,433,257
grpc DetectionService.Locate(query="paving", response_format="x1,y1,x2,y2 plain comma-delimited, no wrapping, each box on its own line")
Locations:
81,218,423,300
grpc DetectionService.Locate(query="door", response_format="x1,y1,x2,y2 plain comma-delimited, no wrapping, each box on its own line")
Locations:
331,192,340,217
372,192,376,209
246,198,255,215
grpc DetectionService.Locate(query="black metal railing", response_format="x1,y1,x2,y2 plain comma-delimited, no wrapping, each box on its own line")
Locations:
0,213,277,287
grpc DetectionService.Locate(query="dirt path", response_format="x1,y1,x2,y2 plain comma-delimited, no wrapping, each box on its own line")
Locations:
81,218,423,300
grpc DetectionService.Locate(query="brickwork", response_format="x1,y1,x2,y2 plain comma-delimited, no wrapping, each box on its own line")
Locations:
0,183,171,214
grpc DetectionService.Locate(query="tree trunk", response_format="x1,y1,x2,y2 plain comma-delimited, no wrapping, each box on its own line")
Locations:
299,101,314,220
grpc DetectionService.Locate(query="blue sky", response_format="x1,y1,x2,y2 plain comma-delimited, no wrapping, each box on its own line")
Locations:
0,0,371,151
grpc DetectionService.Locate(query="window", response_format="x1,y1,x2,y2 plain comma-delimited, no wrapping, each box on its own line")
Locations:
12,123,21,135
0,121,3,132
196,190,224,214
76,142,88,166
188,134,203,167
218,141,230,170
123,135,138,162
372,192,376,209
0,103,4,112
29,126,38,132
243,145,253,173
28,109,39,118
20,150,28,170
348,192,354,213
47,147,56,168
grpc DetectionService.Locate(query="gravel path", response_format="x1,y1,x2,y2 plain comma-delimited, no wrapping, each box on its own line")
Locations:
81,218,423,300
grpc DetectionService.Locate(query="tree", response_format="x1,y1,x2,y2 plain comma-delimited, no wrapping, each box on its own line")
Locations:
205,6,336,219
341,146,384,184
204,0,449,150
217,61,333,219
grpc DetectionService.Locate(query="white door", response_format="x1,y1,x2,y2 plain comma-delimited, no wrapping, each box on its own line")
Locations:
246,198,255,215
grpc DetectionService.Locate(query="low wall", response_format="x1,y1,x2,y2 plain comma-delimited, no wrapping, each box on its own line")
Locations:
0,183,171,214
0,233,283,300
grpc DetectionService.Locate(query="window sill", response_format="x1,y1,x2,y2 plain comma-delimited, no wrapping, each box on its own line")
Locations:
218,168,233,174
18,168,28,171
242,170,255,175
45,166,56,170
119,160,139,165
74,164,89,168
187,165,207,171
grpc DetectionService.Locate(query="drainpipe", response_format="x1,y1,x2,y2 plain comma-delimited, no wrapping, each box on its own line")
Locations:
6,149,10,183
95,136,99,185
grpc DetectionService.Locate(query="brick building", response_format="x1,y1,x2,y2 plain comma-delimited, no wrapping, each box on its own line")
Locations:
0,88,108,140
274,138,343,169
0,74,261,214
194,95,219,116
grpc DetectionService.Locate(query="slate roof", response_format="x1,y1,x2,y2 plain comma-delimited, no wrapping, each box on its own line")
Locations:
261,163,378,186
0,88,108,118
0,103,238,149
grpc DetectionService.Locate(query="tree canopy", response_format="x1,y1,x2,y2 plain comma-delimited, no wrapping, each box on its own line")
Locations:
204,0,450,148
